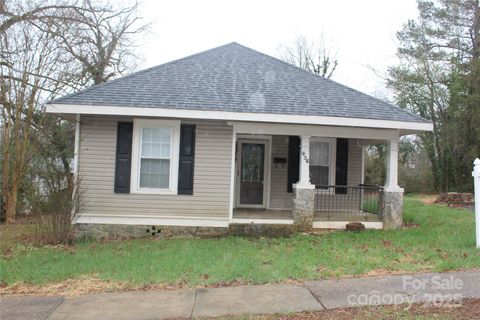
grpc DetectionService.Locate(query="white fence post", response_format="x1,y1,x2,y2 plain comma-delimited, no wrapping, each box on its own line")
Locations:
473,158,480,249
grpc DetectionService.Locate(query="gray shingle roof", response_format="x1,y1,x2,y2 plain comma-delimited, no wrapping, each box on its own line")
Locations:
51,42,428,123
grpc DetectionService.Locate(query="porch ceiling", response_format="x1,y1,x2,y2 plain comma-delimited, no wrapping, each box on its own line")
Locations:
230,122,401,140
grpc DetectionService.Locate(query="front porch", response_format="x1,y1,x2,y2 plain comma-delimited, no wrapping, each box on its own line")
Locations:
232,185,384,229
230,122,404,230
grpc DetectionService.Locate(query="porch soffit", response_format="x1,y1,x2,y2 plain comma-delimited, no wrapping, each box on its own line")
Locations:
229,122,399,141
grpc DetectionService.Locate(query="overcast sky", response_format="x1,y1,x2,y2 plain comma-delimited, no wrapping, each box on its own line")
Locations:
137,0,419,98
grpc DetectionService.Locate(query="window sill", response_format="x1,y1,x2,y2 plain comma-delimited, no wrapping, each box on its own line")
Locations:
130,189,177,195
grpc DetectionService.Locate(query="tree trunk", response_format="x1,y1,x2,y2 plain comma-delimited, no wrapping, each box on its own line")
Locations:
5,187,17,223
1,121,12,221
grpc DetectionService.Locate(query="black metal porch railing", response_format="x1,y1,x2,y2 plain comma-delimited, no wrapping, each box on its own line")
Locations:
314,184,384,221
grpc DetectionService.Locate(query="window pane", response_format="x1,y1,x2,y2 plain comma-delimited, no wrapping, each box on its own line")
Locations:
310,143,321,166
321,142,329,154
141,127,171,159
161,129,171,143
241,143,265,182
160,144,169,158
320,153,329,166
151,128,162,142
310,142,329,166
160,159,170,174
140,173,150,187
141,142,151,157
140,159,170,188
310,166,329,186
142,128,152,142
159,174,169,187
151,142,161,158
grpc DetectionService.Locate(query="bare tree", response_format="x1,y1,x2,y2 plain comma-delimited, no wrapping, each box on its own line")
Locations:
0,0,87,33
278,36,338,79
1,21,62,222
0,0,149,222
48,0,149,87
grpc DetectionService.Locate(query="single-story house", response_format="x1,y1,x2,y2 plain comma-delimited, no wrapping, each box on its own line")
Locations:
47,42,433,237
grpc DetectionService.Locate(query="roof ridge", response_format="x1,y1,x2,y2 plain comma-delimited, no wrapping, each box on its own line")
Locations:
231,43,428,123
51,42,239,104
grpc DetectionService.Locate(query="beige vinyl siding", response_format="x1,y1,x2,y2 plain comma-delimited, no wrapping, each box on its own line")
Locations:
347,139,363,186
79,116,232,219
269,137,363,210
269,136,290,209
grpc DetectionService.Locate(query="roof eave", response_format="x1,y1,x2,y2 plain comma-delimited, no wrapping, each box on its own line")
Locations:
46,103,433,134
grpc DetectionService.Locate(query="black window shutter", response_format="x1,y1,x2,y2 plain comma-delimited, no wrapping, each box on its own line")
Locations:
335,138,349,194
114,122,133,193
178,124,196,195
287,136,300,193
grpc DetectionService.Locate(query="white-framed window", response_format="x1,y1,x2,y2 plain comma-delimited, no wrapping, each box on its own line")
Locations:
130,118,180,194
309,138,336,186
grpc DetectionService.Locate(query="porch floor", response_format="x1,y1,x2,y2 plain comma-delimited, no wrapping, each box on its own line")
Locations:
315,210,380,222
233,209,380,222
233,209,292,220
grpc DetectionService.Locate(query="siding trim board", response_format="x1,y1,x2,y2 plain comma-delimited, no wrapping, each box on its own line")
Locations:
228,125,237,222
231,218,294,225
76,214,229,227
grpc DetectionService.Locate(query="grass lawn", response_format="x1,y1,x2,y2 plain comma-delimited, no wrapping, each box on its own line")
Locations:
1,197,479,292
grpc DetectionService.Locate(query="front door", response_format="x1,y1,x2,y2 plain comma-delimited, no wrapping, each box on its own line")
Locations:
237,140,268,208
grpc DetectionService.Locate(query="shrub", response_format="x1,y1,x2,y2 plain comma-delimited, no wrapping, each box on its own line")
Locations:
33,177,82,245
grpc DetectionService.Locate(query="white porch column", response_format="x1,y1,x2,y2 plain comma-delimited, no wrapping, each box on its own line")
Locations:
292,135,315,230
294,135,315,189
382,135,404,229
384,137,403,192
73,114,80,177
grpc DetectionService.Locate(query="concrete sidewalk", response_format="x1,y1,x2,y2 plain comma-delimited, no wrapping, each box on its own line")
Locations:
1,270,479,320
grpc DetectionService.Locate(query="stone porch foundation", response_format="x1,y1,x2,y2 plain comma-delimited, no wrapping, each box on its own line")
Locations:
292,186,315,231
75,224,228,240
382,190,404,229
76,223,300,239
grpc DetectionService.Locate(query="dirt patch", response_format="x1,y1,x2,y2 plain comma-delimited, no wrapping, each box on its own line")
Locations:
434,193,474,210
222,299,480,320
0,277,271,297
414,194,439,205
338,268,418,279
0,271,419,297
0,277,131,297
2,268,478,297
360,269,410,277
403,222,420,229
